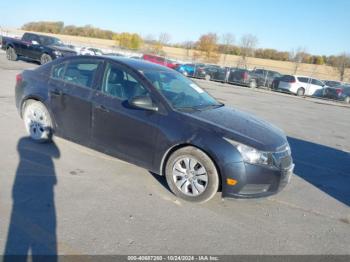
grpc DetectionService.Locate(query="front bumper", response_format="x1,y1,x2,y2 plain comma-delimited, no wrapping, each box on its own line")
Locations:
221,161,294,198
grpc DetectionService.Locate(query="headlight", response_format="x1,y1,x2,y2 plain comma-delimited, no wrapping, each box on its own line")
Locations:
225,138,273,166
53,50,62,56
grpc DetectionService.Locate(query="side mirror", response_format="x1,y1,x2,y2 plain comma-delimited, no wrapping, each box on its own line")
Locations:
129,95,158,111
31,40,39,45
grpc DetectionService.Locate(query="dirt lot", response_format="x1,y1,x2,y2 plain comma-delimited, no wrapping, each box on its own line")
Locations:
0,54,349,255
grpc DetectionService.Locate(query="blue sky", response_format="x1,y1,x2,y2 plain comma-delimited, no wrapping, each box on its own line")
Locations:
0,0,349,55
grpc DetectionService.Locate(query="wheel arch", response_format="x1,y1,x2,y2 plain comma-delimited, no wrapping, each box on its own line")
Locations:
6,44,15,49
159,143,222,187
20,96,57,131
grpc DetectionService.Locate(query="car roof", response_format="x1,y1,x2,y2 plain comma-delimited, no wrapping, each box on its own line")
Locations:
63,55,174,72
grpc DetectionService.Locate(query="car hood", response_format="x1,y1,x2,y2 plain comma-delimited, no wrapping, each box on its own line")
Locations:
50,45,77,54
184,106,288,152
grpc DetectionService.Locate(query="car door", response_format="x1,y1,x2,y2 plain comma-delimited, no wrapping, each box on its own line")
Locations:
49,58,103,144
20,33,34,57
309,79,324,96
27,35,44,60
91,61,161,168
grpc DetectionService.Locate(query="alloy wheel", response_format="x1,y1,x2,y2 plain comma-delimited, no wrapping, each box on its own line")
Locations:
24,105,49,140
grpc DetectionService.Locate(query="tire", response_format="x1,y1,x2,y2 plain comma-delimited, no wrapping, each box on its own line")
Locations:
165,146,219,203
296,87,305,96
249,80,257,88
40,53,52,65
205,74,211,81
6,47,18,61
23,100,53,143
344,96,350,104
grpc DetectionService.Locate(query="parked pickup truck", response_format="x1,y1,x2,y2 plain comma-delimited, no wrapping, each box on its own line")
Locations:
1,32,77,64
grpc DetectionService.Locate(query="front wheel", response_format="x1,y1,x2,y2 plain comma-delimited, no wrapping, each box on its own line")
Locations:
40,53,52,65
23,100,53,143
165,146,219,203
6,47,18,61
205,74,211,81
344,96,350,104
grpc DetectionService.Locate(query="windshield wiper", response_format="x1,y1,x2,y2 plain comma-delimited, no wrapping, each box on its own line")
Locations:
193,103,224,110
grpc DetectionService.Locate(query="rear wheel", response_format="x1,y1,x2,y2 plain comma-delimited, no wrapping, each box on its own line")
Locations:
23,100,53,143
344,96,350,104
165,146,219,203
249,80,257,88
6,47,17,61
40,53,52,65
205,74,211,81
297,88,305,96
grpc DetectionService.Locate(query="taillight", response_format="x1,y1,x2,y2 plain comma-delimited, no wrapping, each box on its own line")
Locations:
335,88,343,95
16,74,23,84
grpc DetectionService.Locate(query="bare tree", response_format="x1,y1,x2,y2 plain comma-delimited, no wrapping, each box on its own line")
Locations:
239,34,258,67
289,47,308,74
221,33,235,65
328,53,350,81
183,41,195,59
158,32,171,45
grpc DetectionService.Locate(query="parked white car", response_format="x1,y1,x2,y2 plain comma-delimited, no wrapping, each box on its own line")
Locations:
278,75,325,96
79,47,104,56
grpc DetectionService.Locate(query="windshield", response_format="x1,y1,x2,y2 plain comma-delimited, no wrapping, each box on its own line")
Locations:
39,36,63,46
143,70,222,110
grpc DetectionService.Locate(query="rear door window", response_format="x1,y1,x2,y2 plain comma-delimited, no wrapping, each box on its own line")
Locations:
254,69,265,75
51,62,66,80
298,77,310,83
63,60,100,88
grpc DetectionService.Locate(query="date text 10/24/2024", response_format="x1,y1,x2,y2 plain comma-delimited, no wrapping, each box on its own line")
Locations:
127,256,219,261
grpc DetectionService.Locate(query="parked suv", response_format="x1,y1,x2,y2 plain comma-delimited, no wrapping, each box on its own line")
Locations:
251,69,282,88
204,66,231,82
227,68,257,88
277,75,325,96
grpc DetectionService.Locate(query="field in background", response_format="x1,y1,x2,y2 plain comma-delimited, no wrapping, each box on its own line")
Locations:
2,28,349,81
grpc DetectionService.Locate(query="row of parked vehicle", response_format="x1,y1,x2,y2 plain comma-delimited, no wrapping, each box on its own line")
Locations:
2,32,349,104
171,62,350,104
140,54,350,104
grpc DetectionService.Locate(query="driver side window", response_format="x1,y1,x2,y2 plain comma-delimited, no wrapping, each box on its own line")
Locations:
102,63,149,100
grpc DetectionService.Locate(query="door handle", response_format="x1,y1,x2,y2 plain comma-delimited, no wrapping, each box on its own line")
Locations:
50,89,63,96
96,104,109,113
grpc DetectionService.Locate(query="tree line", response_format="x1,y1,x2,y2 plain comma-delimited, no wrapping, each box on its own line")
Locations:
21,21,350,80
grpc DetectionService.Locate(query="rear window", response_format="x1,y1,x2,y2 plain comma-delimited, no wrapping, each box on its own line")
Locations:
281,75,295,82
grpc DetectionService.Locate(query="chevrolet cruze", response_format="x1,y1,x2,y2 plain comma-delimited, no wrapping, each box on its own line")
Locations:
15,56,294,202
